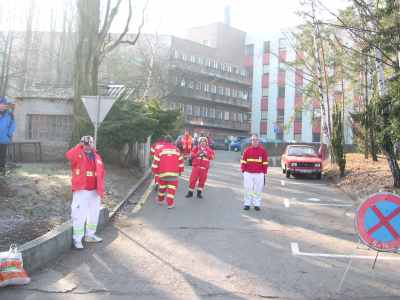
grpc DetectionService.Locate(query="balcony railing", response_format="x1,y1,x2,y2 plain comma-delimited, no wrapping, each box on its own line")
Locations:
171,60,252,86
184,115,250,131
175,87,251,109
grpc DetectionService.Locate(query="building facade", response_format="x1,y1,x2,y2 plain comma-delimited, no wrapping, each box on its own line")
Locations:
165,23,252,140
246,33,354,144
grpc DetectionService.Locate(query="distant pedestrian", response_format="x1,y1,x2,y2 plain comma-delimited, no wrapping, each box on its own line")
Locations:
65,136,105,249
185,137,214,199
240,134,269,211
0,97,16,176
181,129,193,160
152,135,184,209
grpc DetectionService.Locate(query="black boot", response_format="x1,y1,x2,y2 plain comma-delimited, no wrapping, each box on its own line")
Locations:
185,191,193,198
197,190,203,199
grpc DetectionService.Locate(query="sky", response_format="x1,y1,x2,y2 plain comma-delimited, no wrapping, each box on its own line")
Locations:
0,0,349,36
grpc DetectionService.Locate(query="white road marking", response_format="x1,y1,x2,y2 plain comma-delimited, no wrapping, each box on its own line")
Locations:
284,198,290,208
307,198,321,202
291,242,400,260
281,180,286,186
291,201,353,207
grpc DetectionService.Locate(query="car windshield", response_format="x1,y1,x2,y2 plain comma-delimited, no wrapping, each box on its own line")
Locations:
287,146,317,157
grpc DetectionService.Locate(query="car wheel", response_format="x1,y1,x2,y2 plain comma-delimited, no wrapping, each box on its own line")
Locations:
316,172,322,180
234,147,239,152
286,170,291,178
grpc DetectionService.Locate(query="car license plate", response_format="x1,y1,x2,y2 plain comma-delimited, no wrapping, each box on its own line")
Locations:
297,169,314,173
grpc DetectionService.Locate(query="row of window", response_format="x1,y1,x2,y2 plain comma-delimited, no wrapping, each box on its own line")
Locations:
169,102,248,122
261,87,286,98
173,50,247,77
178,78,248,100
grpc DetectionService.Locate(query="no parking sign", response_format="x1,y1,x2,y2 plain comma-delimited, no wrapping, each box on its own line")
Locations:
356,192,400,252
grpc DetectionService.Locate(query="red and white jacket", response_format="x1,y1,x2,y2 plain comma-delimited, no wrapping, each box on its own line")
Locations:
65,144,105,198
150,140,165,157
240,145,269,174
152,143,184,178
191,145,214,170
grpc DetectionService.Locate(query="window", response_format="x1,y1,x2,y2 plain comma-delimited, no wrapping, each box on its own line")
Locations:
278,86,285,98
294,133,302,142
209,107,216,118
228,65,232,73
238,113,243,122
188,81,194,89
261,111,268,120
216,110,223,120
178,103,184,112
182,53,187,61
295,110,302,121
197,56,204,65
245,44,254,56
195,82,202,90
232,88,238,97
180,79,186,87
206,58,211,67
277,110,285,123
211,85,217,94
313,108,321,119
218,86,224,96
27,114,73,141
225,87,231,97
240,69,246,77
174,50,179,59
263,65,269,74
213,60,218,69
313,133,321,143
262,88,269,97
202,106,208,117
224,111,230,121
194,106,201,117
278,38,287,50
185,104,193,115
232,112,237,121
221,63,227,72
204,83,210,93
263,41,270,53
190,55,196,63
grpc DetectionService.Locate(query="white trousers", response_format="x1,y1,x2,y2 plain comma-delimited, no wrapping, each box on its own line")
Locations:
71,190,101,244
243,172,264,207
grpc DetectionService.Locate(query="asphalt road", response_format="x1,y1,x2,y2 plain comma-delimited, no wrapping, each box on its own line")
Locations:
2,151,400,300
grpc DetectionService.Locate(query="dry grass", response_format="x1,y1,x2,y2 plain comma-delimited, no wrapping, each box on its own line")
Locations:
324,153,400,203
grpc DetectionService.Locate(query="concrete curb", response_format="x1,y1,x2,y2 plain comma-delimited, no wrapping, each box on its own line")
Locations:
20,169,152,274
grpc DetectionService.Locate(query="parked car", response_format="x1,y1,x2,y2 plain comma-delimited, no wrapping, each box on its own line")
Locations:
281,144,323,179
229,136,247,152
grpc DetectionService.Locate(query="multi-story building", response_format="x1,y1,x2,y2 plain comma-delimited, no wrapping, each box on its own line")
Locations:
245,33,354,144
166,23,252,140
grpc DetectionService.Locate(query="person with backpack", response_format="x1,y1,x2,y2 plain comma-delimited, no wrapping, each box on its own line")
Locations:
0,97,16,176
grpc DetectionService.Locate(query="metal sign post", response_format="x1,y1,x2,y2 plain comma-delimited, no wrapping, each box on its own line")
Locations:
82,96,116,148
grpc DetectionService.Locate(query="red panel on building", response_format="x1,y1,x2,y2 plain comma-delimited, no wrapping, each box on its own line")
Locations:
263,53,270,65
262,74,269,88
278,70,286,85
295,95,303,108
296,51,304,61
312,99,320,108
244,56,253,67
295,69,303,86
294,121,302,134
260,121,268,134
312,119,321,133
260,97,268,111
279,50,287,62
277,97,285,110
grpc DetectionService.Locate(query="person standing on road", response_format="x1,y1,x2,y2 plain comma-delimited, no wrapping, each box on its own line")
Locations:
0,97,16,176
185,137,214,199
240,134,269,211
65,136,105,249
152,135,184,209
181,129,193,160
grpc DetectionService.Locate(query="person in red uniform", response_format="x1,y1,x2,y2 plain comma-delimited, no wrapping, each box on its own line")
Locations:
185,137,214,199
150,137,166,189
65,136,105,249
240,134,269,211
152,136,184,209
181,129,193,159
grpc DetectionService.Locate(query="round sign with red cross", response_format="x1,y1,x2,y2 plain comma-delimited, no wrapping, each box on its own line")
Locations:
356,192,400,252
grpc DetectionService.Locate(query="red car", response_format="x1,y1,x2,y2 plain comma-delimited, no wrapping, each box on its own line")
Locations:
281,145,323,179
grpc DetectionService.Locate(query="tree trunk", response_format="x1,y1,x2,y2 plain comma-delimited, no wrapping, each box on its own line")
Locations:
0,32,13,97
19,0,35,91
